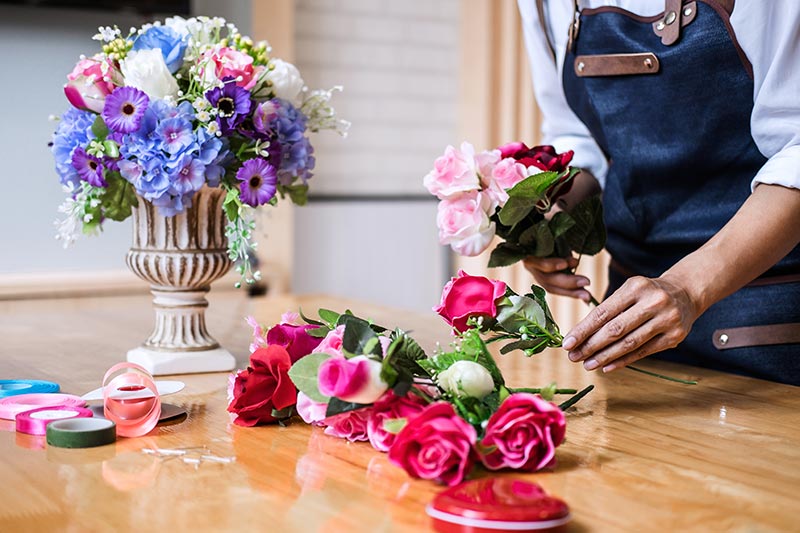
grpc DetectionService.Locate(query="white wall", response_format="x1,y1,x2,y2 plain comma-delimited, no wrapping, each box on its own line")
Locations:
291,0,459,311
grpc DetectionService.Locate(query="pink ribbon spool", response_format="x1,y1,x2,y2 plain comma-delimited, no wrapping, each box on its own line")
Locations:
102,363,161,438
0,393,86,420
15,405,93,436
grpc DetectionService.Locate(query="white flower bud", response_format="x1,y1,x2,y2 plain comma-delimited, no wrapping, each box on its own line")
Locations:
437,360,494,399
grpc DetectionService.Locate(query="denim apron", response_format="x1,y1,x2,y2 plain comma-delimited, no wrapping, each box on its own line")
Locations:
556,0,800,385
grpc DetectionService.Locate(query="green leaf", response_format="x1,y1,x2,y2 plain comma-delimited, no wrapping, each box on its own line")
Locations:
317,308,340,328
287,352,332,403
382,418,408,435
339,315,382,356
499,338,548,355
103,172,138,222
561,194,606,255
271,406,294,419
497,171,559,226
496,295,546,334
325,397,369,417
519,219,554,257
223,188,241,222
539,382,558,401
299,307,325,326
549,211,576,239
306,327,330,338
527,284,559,336
102,140,120,159
281,184,309,206
488,243,528,268
382,329,428,387
91,116,108,140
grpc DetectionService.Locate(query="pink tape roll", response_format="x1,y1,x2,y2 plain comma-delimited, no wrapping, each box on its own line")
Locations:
0,393,86,420
102,363,161,438
16,405,93,435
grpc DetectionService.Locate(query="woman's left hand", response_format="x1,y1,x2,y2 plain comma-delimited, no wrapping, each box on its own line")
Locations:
561,275,700,372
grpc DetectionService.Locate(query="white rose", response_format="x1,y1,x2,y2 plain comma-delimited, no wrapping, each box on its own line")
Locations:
437,191,496,257
266,59,305,105
121,49,179,100
437,360,494,399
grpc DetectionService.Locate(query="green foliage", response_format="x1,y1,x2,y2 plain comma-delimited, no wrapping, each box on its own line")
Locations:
103,172,138,222
382,329,428,393
562,195,606,255
287,352,332,403
91,116,109,140
223,187,242,222
325,397,369,418
279,184,309,206
340,315,382,356
497,171,559,226
382,418,408,435
488,243,529,268
496,295,546,333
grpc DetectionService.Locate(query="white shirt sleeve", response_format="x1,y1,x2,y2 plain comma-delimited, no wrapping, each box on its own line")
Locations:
517,0,610,187
732,1,800,191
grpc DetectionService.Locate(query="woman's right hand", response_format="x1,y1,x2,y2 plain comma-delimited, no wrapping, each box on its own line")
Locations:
522,255,594,303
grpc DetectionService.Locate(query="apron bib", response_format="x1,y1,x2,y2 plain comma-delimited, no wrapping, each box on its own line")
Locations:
556,0,800,384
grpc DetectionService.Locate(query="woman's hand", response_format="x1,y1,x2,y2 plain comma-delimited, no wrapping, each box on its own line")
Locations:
561,275,700,372
522,256,594,303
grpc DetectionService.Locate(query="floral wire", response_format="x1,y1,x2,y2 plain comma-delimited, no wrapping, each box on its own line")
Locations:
558,384,595,410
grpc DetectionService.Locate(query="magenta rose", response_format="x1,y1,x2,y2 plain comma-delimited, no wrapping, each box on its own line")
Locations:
227,345,297,427
267,323,323,363
318,355,389,404
367,391,428,452
501,143,574,173
313,325,345,357
388,402,477,487
434,270,507,332
479,393,566,472
323,408,370,442
64,56,118,113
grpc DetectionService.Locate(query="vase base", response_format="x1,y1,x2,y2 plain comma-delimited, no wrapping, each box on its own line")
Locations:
127,346,236,376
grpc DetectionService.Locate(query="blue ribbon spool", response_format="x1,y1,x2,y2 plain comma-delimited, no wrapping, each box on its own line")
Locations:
0,380,60,398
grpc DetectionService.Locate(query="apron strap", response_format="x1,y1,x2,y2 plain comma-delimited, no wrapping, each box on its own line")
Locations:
535,0,557,63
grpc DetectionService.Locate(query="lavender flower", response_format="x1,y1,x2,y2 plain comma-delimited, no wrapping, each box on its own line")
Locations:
205,78,252,135
102,87,149,133
71,147,107,187
236,158,277,206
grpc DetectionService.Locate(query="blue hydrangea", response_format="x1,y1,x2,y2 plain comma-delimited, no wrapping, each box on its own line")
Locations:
271,99,315,185
51,108,96,189
132,25,187,73
118,100,229,215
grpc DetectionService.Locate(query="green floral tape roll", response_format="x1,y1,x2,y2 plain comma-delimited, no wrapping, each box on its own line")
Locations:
46,418,116,448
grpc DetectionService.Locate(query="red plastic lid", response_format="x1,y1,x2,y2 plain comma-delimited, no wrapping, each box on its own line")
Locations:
427,477,570,532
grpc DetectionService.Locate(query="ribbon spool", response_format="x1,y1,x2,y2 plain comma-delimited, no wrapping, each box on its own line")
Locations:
16,405,93,436
0,393,86,420
102,363,161,438
0,380,59,398
46,418,117,449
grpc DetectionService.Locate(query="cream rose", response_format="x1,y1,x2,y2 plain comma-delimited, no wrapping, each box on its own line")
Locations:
121,49,179,100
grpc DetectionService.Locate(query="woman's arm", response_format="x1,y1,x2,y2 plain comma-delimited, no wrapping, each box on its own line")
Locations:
562,183,800,372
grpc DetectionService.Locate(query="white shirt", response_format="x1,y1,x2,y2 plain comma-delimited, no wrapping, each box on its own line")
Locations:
517,0,800,192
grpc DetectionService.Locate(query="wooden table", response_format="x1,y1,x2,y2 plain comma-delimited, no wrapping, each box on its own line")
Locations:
0,292,798,532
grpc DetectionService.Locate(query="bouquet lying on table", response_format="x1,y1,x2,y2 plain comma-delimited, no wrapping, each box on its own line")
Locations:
51,16,348,284
228,272,593,486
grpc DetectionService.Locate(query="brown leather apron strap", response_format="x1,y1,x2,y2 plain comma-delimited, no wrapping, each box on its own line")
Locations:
575,53,660,77
713,323,800,350
609,258,800,288
535,0,557,63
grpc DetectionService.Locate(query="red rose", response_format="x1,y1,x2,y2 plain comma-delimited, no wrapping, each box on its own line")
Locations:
367,391,428,452
266,323,323,363
388,402,477,487
227,345,297,427
508,144,574,174
434,270,507,332
497,141,528,159
479,393,566,472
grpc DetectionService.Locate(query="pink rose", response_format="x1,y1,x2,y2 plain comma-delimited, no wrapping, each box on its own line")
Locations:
434,270,507,332
474,149,501,180
64,56,118,113
296,391,328,426
245,315,268,353
367,391,428,452
487,158,528,205
497,141,528,159
281,311,301,325
437,191,496,257
479,393,566,472
201,47,263,89
318,355,389,404
313,325,345,357
323,408,370,442
267,323,323,363
388,402,477,487
423,142,480,200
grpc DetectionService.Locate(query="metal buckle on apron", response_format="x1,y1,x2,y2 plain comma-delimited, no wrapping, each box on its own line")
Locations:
652,0,696,45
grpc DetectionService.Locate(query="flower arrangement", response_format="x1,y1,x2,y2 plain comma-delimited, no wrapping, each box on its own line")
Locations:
51,17,348,284
228,272,593,486
424,142,605,287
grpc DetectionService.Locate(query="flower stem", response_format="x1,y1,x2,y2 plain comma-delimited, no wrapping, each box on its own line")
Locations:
626,365,697,385
512,387,577,395
558,385,594,410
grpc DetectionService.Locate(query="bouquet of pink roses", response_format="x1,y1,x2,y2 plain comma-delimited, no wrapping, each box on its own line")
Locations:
424,141,605,270
228,272,593,486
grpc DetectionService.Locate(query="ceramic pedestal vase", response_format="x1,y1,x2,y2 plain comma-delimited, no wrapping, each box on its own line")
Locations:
126,186,236,375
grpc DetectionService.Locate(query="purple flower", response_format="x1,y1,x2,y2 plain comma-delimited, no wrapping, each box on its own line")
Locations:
205,78,252,135
102,87,149,133
236,158,277,206
51,108,96,188
71,147,106,187
157,116,194,155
